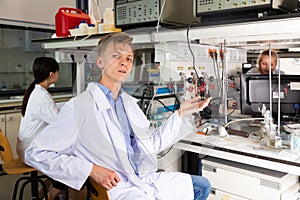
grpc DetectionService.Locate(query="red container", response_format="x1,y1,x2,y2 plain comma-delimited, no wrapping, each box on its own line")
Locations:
55,7,91,37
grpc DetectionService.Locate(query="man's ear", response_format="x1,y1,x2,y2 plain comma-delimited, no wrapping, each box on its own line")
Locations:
97,57,104,70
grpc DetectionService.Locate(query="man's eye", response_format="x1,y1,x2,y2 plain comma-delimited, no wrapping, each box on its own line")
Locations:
127,58,133,62
112,55,119,59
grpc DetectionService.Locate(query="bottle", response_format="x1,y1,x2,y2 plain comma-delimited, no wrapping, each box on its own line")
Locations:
1,81,7,91
97,19,104,34
103,8,115,33
78,20,88,35
69,26,79,36
87,24,96,35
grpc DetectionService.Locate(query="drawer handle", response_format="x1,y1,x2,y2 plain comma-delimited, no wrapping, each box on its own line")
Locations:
203,164,217,173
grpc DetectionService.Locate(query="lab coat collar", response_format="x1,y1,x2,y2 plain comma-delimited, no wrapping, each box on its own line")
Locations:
86,82,139,112
86,83,113,111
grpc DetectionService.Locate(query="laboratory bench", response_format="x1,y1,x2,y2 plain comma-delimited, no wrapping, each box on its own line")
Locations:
174,114,300,199
176,124,300,175
0,93,73,110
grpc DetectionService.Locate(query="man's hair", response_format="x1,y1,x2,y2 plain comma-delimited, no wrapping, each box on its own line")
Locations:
258,49,278,66
97,32,133,56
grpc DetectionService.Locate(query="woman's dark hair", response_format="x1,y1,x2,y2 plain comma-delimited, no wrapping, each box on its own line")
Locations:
21,57,60,116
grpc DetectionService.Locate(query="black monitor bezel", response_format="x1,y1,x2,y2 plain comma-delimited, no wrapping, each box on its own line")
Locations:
240,73,300,117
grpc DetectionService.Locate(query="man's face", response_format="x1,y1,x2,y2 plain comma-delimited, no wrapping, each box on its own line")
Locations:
259,55,277,74
98,42,134,84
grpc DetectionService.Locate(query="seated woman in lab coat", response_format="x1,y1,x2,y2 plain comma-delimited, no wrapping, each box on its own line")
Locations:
24,32,211,200
247,49,284,74
17,57,67,200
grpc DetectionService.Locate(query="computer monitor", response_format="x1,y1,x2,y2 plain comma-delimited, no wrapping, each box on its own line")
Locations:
240,74,300,120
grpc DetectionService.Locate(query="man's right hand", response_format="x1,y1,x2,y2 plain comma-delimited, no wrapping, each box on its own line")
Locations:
178,96,212,118
90,165,120,190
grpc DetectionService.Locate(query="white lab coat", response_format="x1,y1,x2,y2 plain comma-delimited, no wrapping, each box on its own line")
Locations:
25,82,195,200
17,84,59,161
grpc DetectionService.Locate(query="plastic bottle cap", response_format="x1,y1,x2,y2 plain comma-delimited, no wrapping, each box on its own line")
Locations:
88,24,95,27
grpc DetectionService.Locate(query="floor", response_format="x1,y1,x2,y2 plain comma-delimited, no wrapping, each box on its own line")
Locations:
0,173,32,200
0,170,88,200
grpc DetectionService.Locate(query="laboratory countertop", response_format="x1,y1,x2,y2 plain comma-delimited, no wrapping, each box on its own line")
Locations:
0,93,73,110
175,119,300,176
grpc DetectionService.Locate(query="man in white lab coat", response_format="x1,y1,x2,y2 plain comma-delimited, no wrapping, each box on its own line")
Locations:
25,32,211,200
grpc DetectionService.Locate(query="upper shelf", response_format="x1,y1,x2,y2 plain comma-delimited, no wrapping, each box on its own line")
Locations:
37,16,300,51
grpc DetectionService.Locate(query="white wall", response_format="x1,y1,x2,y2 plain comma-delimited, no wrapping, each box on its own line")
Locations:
93,0,113,20
280,58,300,75
0,0,75,29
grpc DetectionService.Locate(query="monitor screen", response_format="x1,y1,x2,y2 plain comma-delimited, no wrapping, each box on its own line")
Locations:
240,74,300,119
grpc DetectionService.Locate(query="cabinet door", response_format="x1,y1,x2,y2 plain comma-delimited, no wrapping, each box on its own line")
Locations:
0,114,6,164
0,114,5,133
5,112,21,159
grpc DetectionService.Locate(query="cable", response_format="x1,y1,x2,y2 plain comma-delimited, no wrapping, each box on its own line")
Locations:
224,117,264,129
227,105,237,117
155,0,167,42
150,96,177,159
153,0,167,85
293,104,299,123
186,21,201,79
145,94,158,120
89,0,101,24
139,89,148,113
157,145,173,158
268,45,273,119
217,45,224,99
154,98,176,113
81,34,93,41
221,40,228,124
200,120,209,126
210,52,221,98
276,47,281,136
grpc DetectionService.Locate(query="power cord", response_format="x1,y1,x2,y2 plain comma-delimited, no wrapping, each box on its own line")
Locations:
186,21,201,79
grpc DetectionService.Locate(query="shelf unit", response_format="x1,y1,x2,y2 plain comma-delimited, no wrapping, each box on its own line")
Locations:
37,16,300,95
39,16,300,50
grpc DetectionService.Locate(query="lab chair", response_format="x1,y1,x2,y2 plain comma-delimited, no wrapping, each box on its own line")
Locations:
86,177,110,200
0,129,48,200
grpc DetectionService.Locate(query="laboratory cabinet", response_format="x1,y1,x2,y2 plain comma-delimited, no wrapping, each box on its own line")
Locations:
157,148,183,172
0,111,22,163
202,157,299,200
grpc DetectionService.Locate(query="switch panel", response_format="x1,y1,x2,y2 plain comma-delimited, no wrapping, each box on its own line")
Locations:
55,50,95,63
115,0,197,29
196,0,298,16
